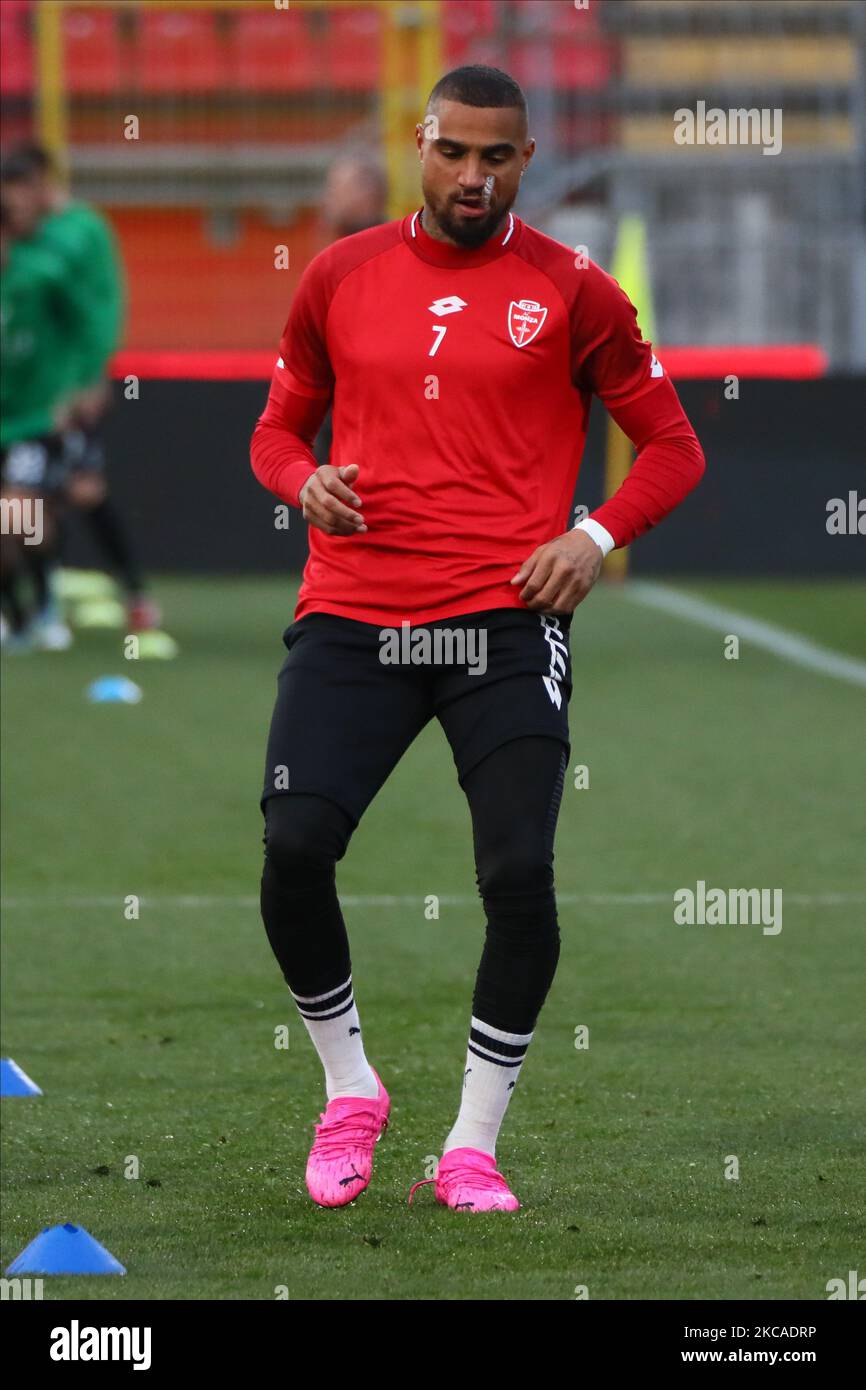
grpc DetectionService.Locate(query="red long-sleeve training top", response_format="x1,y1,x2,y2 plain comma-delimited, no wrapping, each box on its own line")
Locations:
251,209,705,626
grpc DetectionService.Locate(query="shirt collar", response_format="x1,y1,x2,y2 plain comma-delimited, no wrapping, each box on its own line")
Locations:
403,207,520,268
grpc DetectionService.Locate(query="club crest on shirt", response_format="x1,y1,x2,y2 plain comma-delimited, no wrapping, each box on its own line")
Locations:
508,299,548,348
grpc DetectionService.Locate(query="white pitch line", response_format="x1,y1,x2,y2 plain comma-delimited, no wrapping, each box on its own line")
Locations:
1,893,864,909
626,581,866,689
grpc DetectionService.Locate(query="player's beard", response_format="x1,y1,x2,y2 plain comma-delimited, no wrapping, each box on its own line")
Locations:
426,191,514,249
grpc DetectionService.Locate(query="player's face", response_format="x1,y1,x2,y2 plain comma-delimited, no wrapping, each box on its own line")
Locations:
416,99,534,248
0,178,43,237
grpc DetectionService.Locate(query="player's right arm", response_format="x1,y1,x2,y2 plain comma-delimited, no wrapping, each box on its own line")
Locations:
251,253,365,536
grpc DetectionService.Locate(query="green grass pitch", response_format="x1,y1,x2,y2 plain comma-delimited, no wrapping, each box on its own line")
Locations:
2,576,864,1300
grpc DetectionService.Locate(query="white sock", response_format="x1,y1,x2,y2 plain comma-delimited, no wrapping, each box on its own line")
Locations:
291,975,379,1101
442,1016,533,1158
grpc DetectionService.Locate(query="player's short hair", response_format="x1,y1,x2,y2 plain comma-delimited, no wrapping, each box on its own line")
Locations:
0,141,53,184
427,65,528,125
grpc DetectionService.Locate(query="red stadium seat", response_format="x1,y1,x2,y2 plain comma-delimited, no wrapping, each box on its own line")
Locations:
549,0,602,35
231,10,317,93
0,0,32,98
322,8,381,93
136,11,225,94
508,37,613,91
443,0,498,65
513,45,555,88
506,0,611,89
62,8,123,97
554,39,614,90
451,0,498,35
511,0,601,36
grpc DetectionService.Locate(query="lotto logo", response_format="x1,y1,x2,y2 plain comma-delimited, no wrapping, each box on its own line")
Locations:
428,296,467,317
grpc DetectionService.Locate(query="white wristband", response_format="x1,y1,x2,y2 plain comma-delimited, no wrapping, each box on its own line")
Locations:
573,516,616,557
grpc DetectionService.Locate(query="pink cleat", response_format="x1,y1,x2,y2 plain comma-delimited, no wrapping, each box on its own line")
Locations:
408,1146,521,1212
305,1069,390,1208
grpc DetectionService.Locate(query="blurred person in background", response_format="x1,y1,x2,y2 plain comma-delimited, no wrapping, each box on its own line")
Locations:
0,142,160,632
0,201,75,649
320,152,388,241
313,153,388,468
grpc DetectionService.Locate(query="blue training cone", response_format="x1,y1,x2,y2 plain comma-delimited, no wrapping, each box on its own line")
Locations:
0,1058,42,1096
86,676,142,704
5,1224,126,1275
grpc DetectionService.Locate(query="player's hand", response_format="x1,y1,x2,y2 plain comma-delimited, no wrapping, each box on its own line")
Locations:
53,397,75,432
71,382,111,427
299,464,367,536
65,470,107,509
510,528,604,613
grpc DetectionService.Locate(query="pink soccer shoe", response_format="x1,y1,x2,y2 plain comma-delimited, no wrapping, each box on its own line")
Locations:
305,1069,390,1208
408,1146,521,1212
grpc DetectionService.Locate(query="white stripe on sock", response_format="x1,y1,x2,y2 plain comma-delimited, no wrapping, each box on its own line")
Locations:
468,1040,526,1066
471,1016,534,1045
291,974,353,1005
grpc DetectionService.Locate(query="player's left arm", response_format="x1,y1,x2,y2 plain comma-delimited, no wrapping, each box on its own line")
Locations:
513,265,705,613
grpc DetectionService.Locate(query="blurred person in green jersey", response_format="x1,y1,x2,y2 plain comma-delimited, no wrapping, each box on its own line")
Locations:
1,142,159,632
0,202,78,649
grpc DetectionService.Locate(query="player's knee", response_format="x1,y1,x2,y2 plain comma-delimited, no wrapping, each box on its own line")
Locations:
262,793,351,884
477,842,553,908
480,862,560,955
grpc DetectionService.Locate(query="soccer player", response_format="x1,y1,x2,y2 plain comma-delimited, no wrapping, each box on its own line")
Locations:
251,66,705,1212
1,143,159,632
1,202,77,648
